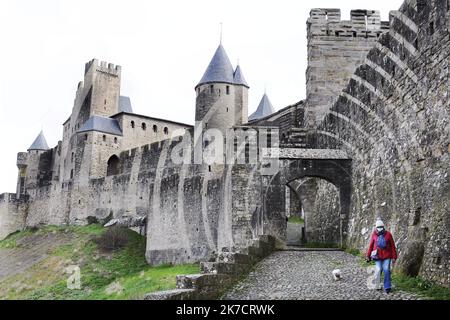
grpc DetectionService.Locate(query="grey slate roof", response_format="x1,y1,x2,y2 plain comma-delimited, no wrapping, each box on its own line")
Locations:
249,93,276,121
119,96,133,113
28,131,50,151
233,65,249,88
197,45,235,87
77,116,123,136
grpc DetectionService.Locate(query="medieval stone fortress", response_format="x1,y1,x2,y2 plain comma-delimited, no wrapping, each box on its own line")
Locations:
0,0,448,298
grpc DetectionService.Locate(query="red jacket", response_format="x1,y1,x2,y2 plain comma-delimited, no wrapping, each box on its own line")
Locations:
367,230,397,260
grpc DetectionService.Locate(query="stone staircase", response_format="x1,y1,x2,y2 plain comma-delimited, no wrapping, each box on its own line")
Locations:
144,235,277,300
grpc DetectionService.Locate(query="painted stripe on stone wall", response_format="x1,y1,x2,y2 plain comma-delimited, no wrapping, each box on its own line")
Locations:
375,43,418,83
329,111,372,141
316,131,354,150
391,10,418,33
390,30,418,56
365,58,418,112
341,92,413,171
351,74,424,158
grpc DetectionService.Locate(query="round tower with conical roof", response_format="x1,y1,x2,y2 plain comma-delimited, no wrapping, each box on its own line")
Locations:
20,131,50,194
195,44,249,133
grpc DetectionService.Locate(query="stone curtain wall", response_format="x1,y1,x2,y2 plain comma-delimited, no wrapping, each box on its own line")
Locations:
307,179,341,244
315,0,449,285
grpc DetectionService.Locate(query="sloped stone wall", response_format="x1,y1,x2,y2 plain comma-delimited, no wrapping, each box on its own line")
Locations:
314,0,449,285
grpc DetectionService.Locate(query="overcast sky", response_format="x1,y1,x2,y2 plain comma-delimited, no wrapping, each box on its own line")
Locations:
0,0,404,192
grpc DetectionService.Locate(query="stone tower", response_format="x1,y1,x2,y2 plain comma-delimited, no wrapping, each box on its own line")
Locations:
195,45,249,132
19,131,50,195
83,59,122,118
305,9,390,126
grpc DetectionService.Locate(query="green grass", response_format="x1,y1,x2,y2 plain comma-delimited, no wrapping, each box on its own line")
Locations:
392,273,450,300
287,216,304,224
0,229,34,248
0,224,199,300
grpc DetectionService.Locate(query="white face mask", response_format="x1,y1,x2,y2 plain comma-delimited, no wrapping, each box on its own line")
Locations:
376,227,384,232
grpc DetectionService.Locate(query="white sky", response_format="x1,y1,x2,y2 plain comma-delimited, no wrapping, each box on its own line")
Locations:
0,0,404,193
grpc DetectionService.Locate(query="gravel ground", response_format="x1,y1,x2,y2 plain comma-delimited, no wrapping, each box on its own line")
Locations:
223,251,424,300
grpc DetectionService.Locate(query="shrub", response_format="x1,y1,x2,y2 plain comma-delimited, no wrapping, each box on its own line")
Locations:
94,226,129,252
86,216,99,225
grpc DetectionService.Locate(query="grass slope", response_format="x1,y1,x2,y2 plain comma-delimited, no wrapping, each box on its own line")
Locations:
0,225,198,300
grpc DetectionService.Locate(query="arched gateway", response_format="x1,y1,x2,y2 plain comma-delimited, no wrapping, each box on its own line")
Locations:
252,149,352,248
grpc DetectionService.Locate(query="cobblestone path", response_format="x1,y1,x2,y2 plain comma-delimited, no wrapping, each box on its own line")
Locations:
224,250,423,300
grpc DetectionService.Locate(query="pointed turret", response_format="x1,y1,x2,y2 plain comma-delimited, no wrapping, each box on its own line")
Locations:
249,93,275,121
195,43,249,131
233,65,249,88
197,44,235,88
28,131,49,151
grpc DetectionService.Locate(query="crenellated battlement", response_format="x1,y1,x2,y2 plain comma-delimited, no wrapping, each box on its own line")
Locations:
0,193,18,204
308,8,390,38
84,58,121,77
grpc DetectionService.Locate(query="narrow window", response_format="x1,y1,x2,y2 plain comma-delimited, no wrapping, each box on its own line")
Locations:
226,107,229,112
131,121,135,128
208,165,211,172
226,86,230,95
71,152,74,163
163,127,169,135
104,99,107,105
205,123,208,129
84,134,88,141
142,123,147,130
352,31,357,38
210,85,214,93
70,169,74,179
102,135,106,142
153,125,158,132
114,137,118,144
335,31,340,37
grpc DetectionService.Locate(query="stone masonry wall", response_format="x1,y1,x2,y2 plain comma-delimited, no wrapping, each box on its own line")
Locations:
306,9,390,126
0,193,27,240
315,0,449,285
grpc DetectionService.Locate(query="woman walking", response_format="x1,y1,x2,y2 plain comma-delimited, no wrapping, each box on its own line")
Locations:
366,219,397,293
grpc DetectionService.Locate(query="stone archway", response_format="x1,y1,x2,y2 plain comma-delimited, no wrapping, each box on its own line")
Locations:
260,158,352,247
107,155,121,176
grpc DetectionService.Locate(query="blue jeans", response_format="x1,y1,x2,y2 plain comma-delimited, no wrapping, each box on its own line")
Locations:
375,259,391,290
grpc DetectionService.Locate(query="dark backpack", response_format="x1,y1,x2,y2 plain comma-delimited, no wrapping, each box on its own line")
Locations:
377,232,387,249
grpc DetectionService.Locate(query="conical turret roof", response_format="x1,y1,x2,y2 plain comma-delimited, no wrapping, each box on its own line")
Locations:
28,131,49,151
233,65,249,88
249,93,275,121
197,44,235,87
